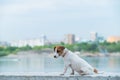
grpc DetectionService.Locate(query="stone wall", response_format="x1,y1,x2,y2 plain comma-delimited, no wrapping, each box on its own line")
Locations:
0,72,120,80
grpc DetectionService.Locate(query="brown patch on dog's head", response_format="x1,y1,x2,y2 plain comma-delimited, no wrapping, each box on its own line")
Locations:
54,46,65,56
54,46,56,51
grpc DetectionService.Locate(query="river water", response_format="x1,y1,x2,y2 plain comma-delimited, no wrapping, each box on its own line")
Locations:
0,53,120,73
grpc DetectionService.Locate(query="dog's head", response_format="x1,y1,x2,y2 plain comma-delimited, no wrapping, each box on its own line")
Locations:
53,46,65,58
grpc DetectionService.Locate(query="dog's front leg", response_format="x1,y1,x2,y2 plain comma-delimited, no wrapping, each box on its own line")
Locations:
70,65,74,75
70,68,74,75
60,65,69,75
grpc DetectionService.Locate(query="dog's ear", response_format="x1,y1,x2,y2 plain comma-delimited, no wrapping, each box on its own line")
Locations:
54,46,56,51
59,46,65,51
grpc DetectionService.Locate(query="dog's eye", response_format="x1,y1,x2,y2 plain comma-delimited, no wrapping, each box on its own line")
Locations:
57,50,60,53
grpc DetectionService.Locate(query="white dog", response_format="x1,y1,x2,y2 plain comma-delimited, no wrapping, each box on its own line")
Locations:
54,46,98,75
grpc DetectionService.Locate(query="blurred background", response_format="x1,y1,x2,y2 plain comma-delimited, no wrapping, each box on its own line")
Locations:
0,0,120,74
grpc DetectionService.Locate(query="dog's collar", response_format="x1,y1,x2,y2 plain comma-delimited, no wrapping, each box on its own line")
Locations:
62,52,67,57
62,48,68,57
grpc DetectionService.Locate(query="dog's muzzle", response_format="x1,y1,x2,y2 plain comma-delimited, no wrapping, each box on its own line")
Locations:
54,55,57,58
54,53,59,58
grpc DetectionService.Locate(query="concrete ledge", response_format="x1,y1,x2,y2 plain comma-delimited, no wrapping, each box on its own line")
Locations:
0,72,120,80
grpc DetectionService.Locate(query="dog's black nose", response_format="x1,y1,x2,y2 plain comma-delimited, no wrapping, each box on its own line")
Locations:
54,55,57,58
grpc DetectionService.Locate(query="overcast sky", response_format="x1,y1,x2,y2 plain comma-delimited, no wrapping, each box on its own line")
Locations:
0,0,120,42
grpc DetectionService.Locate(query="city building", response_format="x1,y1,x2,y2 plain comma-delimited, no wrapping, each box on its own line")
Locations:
90,32,105,42
0,41,10,47
75,37,81,43
10,35,48,47
64,34,75,44
107,36,120,43
90,32,98,41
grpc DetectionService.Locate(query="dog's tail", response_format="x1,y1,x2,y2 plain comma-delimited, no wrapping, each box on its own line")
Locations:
94,68,104,74
94,68,98,73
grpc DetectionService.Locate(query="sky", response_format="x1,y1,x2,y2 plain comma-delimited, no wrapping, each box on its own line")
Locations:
0,0,120,42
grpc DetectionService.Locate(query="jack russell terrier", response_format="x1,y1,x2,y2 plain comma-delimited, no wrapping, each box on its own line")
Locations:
54,46,98,75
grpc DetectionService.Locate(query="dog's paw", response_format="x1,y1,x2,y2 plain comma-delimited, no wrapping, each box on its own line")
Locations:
60,73,64,75
70,73,74,75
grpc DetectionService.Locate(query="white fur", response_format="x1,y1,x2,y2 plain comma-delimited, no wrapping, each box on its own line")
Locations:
55,48,96,75
54,48,59,58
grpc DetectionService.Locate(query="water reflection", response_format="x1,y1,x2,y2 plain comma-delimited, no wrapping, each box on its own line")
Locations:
82,56,120,72
0,53,120,73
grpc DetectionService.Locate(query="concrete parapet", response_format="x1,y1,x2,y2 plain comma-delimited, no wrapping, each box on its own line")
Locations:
0,72,120,80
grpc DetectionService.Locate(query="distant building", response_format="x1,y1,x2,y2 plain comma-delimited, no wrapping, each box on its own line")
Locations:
0,41,10,47
90,32,98,41
40,34,47,46
107,36,120,43
64,34,75,44
75,37,81,43
90,32,105,42
10,35,48,47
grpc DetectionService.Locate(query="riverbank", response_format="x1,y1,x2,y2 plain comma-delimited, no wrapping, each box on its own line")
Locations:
4,50,120,58
0,72,120,80
79,52,120,57
78,52,120,57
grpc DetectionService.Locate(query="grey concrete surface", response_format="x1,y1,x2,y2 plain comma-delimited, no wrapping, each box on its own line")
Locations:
0,72,120,80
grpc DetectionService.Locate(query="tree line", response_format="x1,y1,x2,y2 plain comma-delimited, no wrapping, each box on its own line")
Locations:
0,41,120,56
